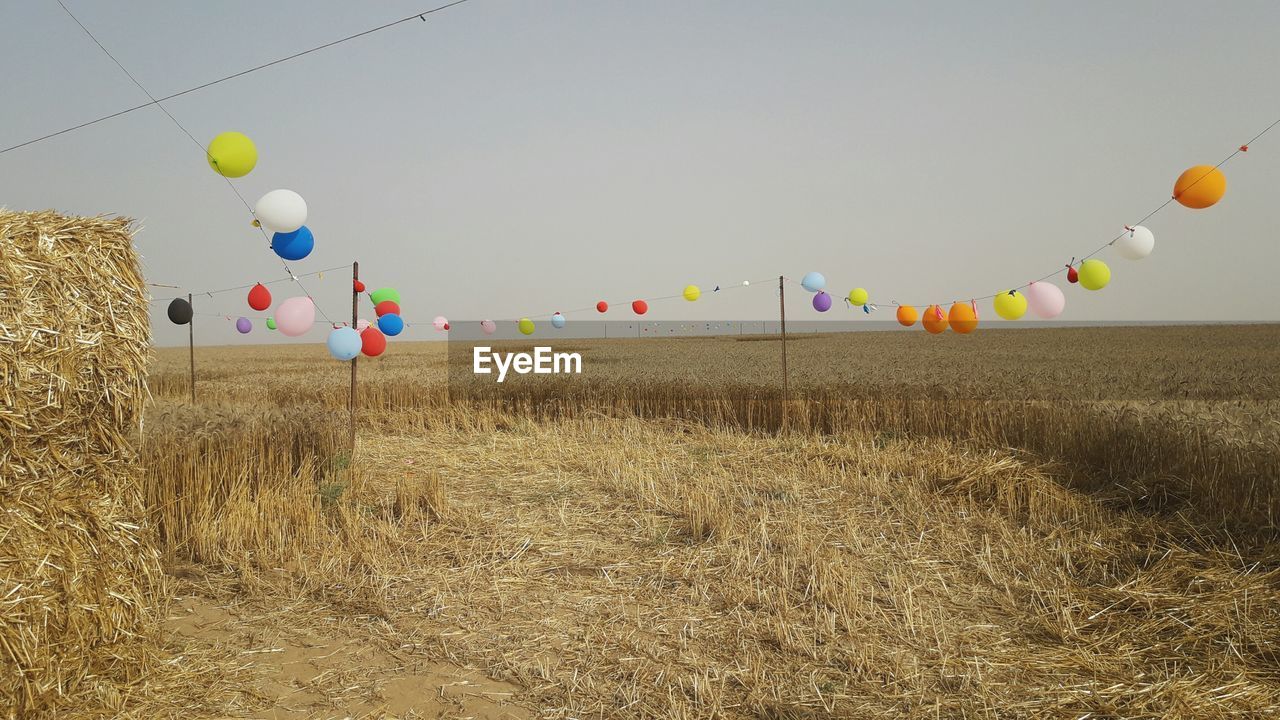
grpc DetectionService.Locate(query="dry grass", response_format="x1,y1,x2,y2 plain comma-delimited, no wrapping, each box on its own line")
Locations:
122,327,1280,717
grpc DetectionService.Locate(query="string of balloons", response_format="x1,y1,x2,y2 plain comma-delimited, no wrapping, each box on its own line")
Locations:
466,119,1274,339
48,0,345,327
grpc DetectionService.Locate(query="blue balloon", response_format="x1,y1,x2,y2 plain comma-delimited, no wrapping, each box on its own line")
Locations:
326,327,362,361
551,313,566,329
271,226,314,261
378,313,404,336
800,271,826,293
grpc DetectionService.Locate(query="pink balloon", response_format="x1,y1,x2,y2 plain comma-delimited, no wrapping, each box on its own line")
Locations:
1024,281,1065,319
480,320,496,335
276,296,315,336
433,315,448,331
356,318,371,332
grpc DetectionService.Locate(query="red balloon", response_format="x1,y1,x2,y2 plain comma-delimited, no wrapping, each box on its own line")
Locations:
353,279,366,293
360,326,387,357
596,301,608,313
632,300,648,315
247,283,271,311
1067,266,1079,284
375,300,401,317
443,322,450,330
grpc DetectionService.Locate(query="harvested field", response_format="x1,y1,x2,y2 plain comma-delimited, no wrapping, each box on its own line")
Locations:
122,325,1280,718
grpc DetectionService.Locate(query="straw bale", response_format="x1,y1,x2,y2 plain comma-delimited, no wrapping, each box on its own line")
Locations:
0,210,165,716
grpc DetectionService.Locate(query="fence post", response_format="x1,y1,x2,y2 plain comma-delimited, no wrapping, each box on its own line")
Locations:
349,261,359,451
778,275,788,421
187,292,196,404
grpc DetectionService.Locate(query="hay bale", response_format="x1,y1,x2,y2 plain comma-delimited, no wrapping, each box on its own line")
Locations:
0,210,165,716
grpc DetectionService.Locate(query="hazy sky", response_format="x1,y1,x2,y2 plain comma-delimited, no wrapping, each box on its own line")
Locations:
2,1,1277,346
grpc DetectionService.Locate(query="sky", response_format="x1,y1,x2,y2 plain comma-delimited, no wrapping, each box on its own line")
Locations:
1,0,1277,346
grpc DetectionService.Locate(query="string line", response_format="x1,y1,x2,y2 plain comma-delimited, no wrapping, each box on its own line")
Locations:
2,0,473,156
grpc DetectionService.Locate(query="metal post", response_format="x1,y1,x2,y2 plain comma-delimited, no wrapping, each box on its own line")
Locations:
349,261,359,450
778,276,789,418
187,293,195,404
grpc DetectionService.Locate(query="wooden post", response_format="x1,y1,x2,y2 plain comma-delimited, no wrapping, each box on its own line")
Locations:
349,261,359,450
778,276,789,418
187,292,196,404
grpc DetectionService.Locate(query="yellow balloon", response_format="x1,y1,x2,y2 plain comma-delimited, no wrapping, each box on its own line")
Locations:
993,290,1027,320
683,285,700,301
207,131,257,178
518,318,535,335
1078,259,1110,290
847,288,869,306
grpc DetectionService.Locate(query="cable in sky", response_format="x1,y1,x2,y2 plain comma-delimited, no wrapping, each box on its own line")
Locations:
50,0,346,323
1,0,473,156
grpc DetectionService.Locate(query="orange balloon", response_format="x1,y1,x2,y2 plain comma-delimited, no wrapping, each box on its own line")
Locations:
948,302,978,334
922,304,948,334
896,304,918,327
1173,165,1226,209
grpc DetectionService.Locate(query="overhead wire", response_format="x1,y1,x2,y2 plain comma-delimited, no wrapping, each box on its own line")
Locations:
2,0,473,156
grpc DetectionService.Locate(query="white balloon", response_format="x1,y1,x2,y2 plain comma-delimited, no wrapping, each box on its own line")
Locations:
1024,281,1065,319
742,280,750,287
254,189,307,234
1115,225,1154,260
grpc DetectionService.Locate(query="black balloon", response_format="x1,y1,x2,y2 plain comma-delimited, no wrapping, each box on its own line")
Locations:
167,298,193,325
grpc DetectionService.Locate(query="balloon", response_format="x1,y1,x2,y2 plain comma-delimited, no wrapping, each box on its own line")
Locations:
683,285,700,301
812,291,832,312
433,316,448,331
206,131,257,178
993,290,1027,320
266,317,277,330
948,302,978,334
800,272,825,292
353,279,366,293
275,296,315,337
922,305,948,334
1067,265,1079,284
552,313,566,329
896,305,918,327
443,323,450,331
1078,259,1110,290
596,301,608,313
167,298,192,325
847,288,868,306
742,280,750,287
356,318,371,332
270,226,314,261
247,283,272,311
360,326,387,357
327,325,363,358
327,327,362,361
481,319,497,335
369,287,401,305
235,317,252,334
1024,281,1065,318
375,300,400,317
253,189,307,233
378,313,404,336
1116,226,1154,260
518,318,535,335
632,300,648,315
1173,165,1226,209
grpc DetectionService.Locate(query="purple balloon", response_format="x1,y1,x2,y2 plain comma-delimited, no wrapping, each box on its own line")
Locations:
236,317,252,334
812,291,832,312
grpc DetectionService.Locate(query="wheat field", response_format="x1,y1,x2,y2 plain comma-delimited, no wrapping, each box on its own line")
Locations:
121,324,1280,719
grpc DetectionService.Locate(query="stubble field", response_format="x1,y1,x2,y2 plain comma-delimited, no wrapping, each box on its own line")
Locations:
127,324,1280,719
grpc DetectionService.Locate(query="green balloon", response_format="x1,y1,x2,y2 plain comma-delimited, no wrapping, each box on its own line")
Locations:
370,287,401,305
266,317,277,330
518,318,535,335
